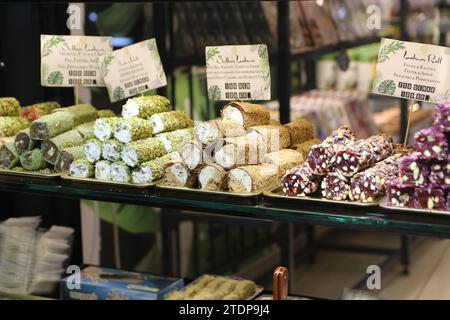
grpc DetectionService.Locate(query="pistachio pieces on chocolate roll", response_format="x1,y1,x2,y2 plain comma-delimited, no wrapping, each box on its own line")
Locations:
413,126,448,160
102,139,123,162
282,163,321,196
150,110,193,134
30,112,74,140
41,128,85,164
54,145,85,173
93,117,121,141
84,138,103,163
194,119,245,145
69,159,94,178
132,152,182,184
14,129,39,154
221,101,270,128
110,161,131,182
20,101,60,122
19,149,48,171
198,163,227,191
51,103,98,127
0,143,20,168
121,137,166,167
114,117,153,143
0,97,21,116
284,118,315,146
122,95,170,119
0,117,30,138
228,164,278,193
163,162,197,187
95,160,112,180
157,127,194,153
246,125,291,153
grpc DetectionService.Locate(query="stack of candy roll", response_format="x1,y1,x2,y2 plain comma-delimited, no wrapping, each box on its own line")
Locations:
114,117,153,143
93,117,121,141
121,137,167,167
101,139,123,162
156,127,195,153
122,95,170,119
150,110,193,134
131,152,182,184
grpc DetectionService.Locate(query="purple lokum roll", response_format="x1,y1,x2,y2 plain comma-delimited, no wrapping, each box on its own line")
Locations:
320,171,350,200
386,179,415,208
399,152,428,187
413,126,448,160
282,164,321,196
414,187,446,210
429,156,450,189
434,102,450,132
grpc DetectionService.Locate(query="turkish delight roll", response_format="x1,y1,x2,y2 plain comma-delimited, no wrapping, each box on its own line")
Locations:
334,134,394,177
69,159,94,178
93,117,121,141
95,160,111,181
324,125,357,145
122,95,171,119
227,164,278,193
114,117,153,143
0,143,20,168
179,141,213,171
413,126,448,160
20,101,60,122
386,179,414,208
414,187,446,211
198,163,227,191
246,125,291,153
157,127,194,153
0,117,30,137
150,111,193,134
121,137,166,167
101,139,123,162
282,163,321,196
0,97,20,116
83,138,102,163
399,152,428,187
20,149,47,171
164,162,197,188
41,129,84,164
52,104,98,127
434,102,450,132
194,119,245,145
429,156,450,188
75,121,95,140
321,172,350,200
54,145,84,173
110,161,131,182
131,152,182,184
97,109,115,118
14,129,39,154
293,138,322,159
307,144,335,175
214,136,261,169
263,149,304,178
284,118,315,146
30,112,74,140
221,101,270,128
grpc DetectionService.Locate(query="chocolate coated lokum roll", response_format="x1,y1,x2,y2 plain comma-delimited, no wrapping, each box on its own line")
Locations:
429,156,450,189
221,101,270,128
122,95,170,119
163,162,197,188
131,152,182,184
283,118,315,146
97,109,115,118
157,127,194,153
121,137,166,167
93,117,121,141
246,125,291,153
321,172,350,200
95,160,111,180
413,126,448,160
30,112,74,140
282,163,321,196
54,145,84,173
14,129,39,154
110,161,131,182
399,152,428,187
414,187,446,210
334,134,394,177
0,143,20,168
114,117,153,143
84,138,102,163
0,97,20,116
101,139,123,162
434,102,450,132
69,159,94,178
0,117,30,138
150,111,193,134
386,179,415,208
41,128,84,164
228,164,278,193
20,149,47,171
20,101,60,122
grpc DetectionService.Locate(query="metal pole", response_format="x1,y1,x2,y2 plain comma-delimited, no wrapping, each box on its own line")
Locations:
277,1,291,124
400,0,409,143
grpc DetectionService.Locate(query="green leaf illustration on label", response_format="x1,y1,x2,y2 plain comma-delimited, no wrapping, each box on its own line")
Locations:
100,54,114,77
206,47,219,62
378,80,396,95
208,85,221,101
47,71,64,85
113,86,125,101
377,40,405,63
41,36,65,57
258,44,268,58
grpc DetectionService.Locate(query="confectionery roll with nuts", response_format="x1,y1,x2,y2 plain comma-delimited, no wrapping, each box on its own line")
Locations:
20,101,60,122
150,111,193,134
95,160,112,181
283,118,315,146
263,148,304,178
164,162,197,188
20,149,48,171
228,164,278,193
429,156,450,189
132,152,182,184
121,137,167,167
0,143,20,168
434,102,450,132
69,159,94,178
84,138,103,163
0,117,30,138
246,125,291,153
93,117,121,141
41,128,84,164
101,139,123,162
413,126,448,160
292,138,322,159
282,163,321,196
321,171,350,200
214,136,262,170
30,112,74,140
97,109,115,118
114,117,153,143
110,161,131,182
179,141,215,170
399,152,428,187
157,127,194,153
54,145,84,173
414,187,446,210
52,104,98,127
0,97,21,116
14,129,39,154
221,101,270,128
386,179,415,208
194,119,245,145
122,95,170,119
198,163,227,191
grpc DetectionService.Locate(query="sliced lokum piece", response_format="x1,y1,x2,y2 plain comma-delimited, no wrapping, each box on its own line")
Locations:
20,101,60,121
0,97,20,116
221,101,270,128
263,149,304,178
114,117,153,143
69,159,94,178
214,136,261,170
283,118,315,146
54,145,84,173
0,117,30,137
228,164,278,193
321,172,350,200
179,141,214,171
194,119,245,145
156,127,194,153
97,109,115,118
30,112,74,140
433,102,450,132
413,126,448,160
429,158,450,188
131,152,181,184
414,187,446,210
93,117,121,141
292,138,322,159
246,125,291,153
122,95,170,119
110,161,131,182
52,104,98,127
399,152,428,187
386,179,414,208
198,163,227,191
282,163,321,196
121,137,166,167
306,143,335,175
95,160,111,181
163,162,197,187
0,143,20,168
14,129,39,154
150,111,193,134
84,138,102,163
20,149,47,171
41,128,84,164
101,139,123,162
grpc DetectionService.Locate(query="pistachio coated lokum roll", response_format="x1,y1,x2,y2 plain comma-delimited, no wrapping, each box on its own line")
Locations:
263,148,304,178
246,125,291,153
121,137,166,167
75,121,95,140
282,163,321,196
414,187,446,210
93,117,121,141
20,149,48,171
228,164,278,193
110,161,131,182
292,138,322,159
41,128,84,164
97,109,115,118
0,117,30,138
0,97,20,116
20,101,60,122
52,104,98,127
102,139,123,162
122,95,171,119
84,138,102,163
69,159,94,178
386,179,414,208
54,145,84,173
214,136,262,170
95,160,111,180
14,129,39,154
284,118,315,146
30,112,75,140
221,101,270,128
114,117,153,143
194,119,245,145
131,152,182,184
163,162,197,187
0,143,20,168
413,126,448,160
198,163,227,191
150,111,193,134
157,127,194,153
223,280,256,300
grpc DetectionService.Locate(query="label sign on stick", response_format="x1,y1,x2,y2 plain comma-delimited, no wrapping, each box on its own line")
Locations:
99,39,167,102
205,44,271,101
373,38,450,103
41,35,112,87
